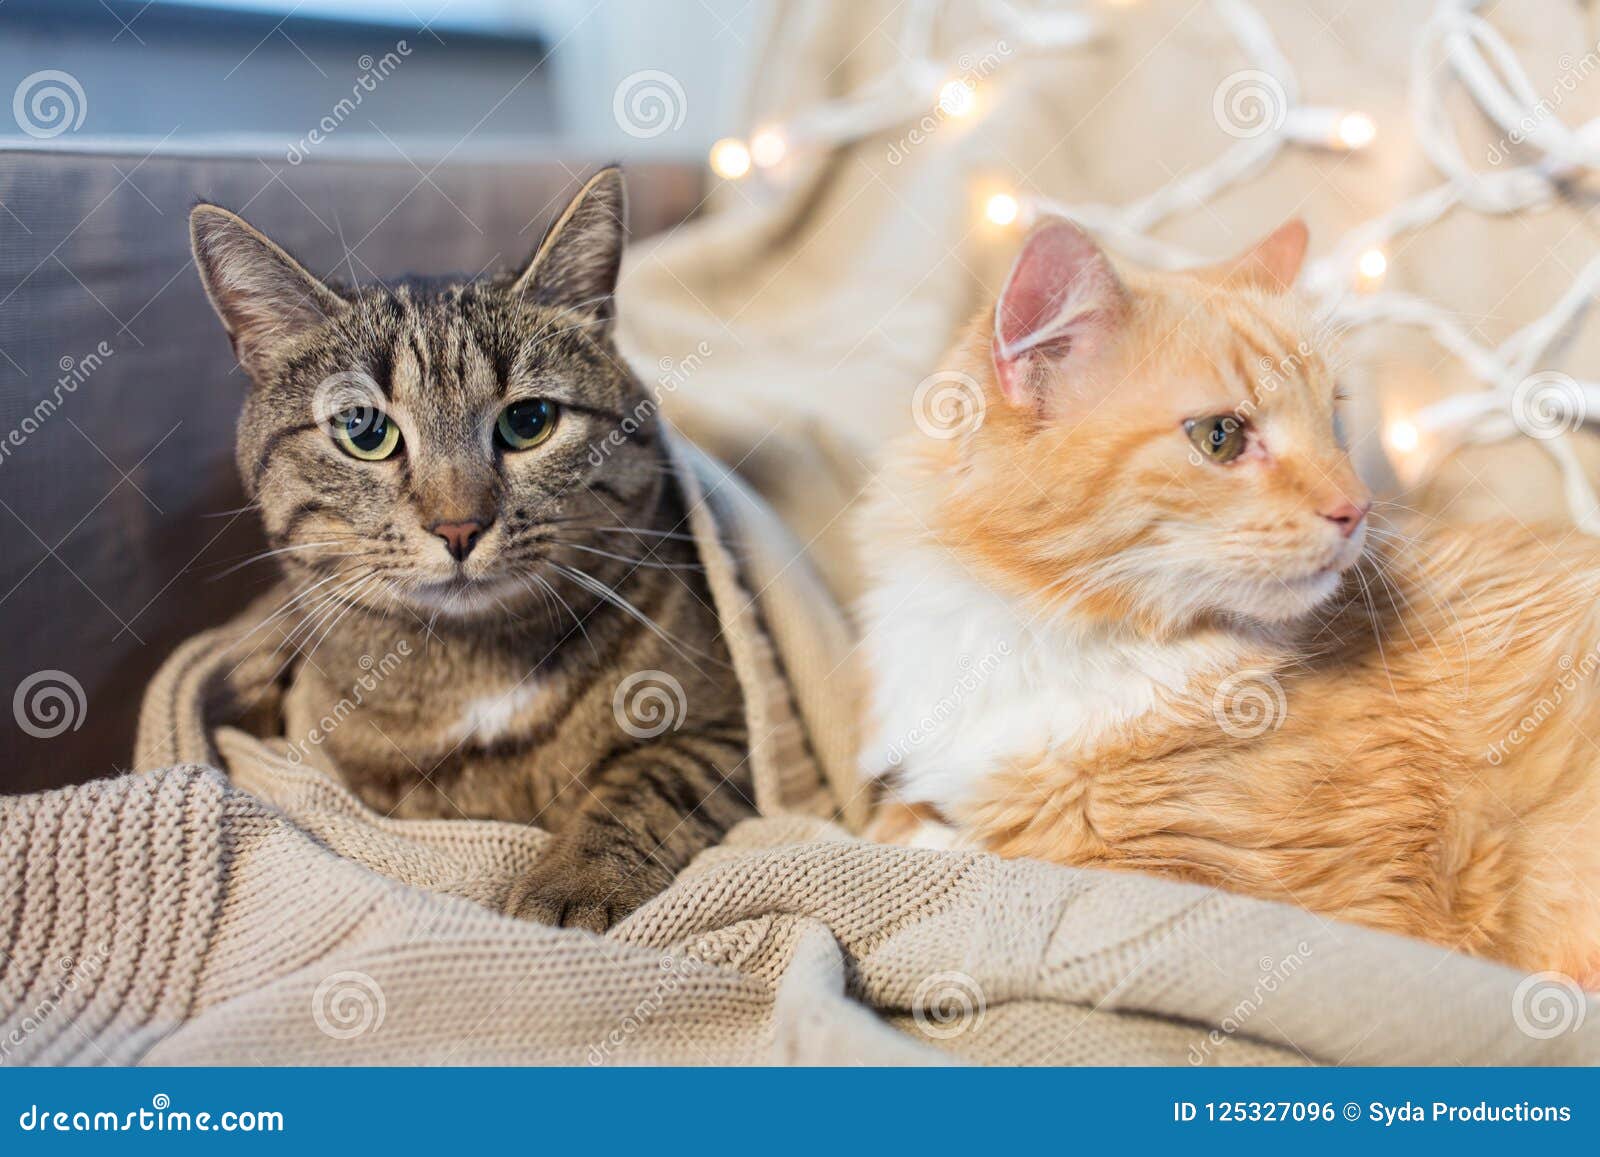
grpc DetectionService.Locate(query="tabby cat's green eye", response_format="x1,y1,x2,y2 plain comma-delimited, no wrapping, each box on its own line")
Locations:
332,409,401,461
1185,415,1247,464
496,398,558,451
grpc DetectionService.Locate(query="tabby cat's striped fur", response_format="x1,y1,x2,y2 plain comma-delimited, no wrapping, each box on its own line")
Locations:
190,169,752,931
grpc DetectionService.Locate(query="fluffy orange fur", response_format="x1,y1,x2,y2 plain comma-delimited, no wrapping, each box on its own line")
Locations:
860,219,1600,981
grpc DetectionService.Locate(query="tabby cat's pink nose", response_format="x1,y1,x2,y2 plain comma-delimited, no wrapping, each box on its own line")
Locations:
1320,500,1370,538
432,520,485,561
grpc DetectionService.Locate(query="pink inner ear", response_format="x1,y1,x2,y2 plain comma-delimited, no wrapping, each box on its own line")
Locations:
997,222,1100,352
1232,219,1308,292
992,219,1122,407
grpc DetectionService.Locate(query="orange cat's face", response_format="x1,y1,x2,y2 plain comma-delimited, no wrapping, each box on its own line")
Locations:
944,218,1371,636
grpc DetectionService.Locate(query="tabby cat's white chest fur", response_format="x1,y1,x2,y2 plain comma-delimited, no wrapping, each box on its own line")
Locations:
858,546,1239,815
456,682,545,745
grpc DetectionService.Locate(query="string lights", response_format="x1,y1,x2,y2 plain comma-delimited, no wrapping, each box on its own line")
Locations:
1355,247,1389,291
1386,419,1421,455
985,192,1021,226
706,0,1099,189
705,0,1600,531
748,126,787,169
708,137,751,180
937,78,978,118
1283,107,1378,151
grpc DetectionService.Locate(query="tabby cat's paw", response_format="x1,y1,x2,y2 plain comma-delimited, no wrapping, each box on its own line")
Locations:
508,851,665,933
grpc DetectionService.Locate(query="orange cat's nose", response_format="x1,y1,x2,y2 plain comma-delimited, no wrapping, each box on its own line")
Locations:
432,520,486,561
1320,500,1370,538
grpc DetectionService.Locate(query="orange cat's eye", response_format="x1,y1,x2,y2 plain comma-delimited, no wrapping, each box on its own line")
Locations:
1185,415,1247,464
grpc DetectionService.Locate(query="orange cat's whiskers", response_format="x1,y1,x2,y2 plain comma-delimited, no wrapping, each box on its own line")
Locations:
1351,565,1401,701
859,213,1600,979
1364,559,1430,658
1366,533,1475,687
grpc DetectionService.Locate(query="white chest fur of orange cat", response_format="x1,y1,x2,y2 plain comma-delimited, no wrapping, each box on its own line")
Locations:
859,544,1245,814
857,214,1600,982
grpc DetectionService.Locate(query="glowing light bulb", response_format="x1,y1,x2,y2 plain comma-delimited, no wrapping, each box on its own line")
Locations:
709,138,751,180
1386,419,1419,455
1356,247,1388,288
938,79,977,118
1284,108,1376,152
985,192,1020,226
1335,111,1376,150
749,126,786,169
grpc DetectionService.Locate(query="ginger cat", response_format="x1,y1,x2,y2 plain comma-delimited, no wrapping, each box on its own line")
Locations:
858,215,1600,982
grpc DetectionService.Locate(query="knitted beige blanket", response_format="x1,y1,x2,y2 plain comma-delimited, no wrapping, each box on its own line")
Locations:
1,434,1595,1065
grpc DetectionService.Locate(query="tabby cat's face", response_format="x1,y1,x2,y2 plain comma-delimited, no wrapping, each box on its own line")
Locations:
193,169,661,620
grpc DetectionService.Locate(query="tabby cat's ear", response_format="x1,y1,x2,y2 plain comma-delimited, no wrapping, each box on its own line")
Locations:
991,216,1126,408
512,167,627,330
189,204,345,374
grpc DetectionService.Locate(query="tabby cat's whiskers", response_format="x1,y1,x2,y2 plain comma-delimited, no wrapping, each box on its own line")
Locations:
190,166,752,932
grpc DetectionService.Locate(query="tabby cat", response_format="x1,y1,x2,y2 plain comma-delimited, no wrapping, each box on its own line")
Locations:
190,168,752,931
859,215,1600,981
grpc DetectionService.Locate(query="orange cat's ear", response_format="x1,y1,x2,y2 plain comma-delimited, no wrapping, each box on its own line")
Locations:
1214,219,1308,293
991,217,1126,408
